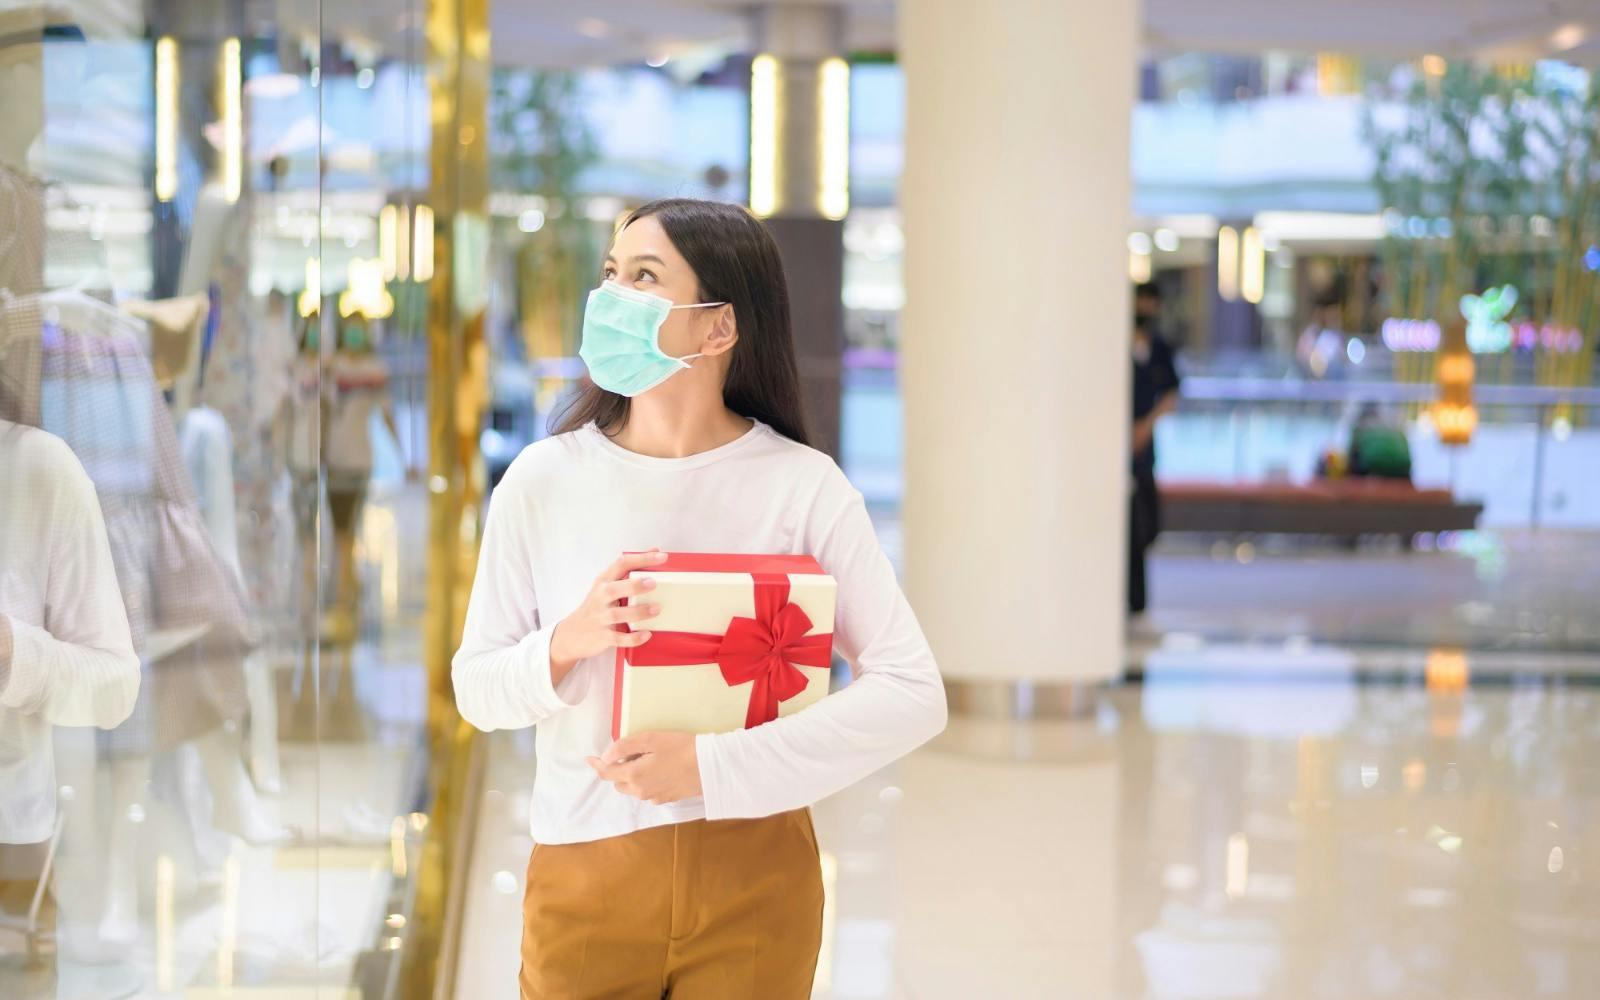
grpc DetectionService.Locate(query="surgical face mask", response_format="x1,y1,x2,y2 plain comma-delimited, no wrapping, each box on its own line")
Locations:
579,282,725,397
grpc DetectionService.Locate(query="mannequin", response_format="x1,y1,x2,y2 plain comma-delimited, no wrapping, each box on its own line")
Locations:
0,6,49,297
170,182,289,804
0,9,48,172
0,6,102,299
137,284,287,841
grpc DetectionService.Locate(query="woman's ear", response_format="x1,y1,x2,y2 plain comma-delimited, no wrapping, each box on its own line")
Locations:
700,304,738,357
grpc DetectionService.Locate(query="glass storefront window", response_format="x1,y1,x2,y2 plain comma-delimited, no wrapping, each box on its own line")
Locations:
0,7,436,996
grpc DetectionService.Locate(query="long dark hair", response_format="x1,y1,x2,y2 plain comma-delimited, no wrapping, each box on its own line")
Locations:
550,198,811,447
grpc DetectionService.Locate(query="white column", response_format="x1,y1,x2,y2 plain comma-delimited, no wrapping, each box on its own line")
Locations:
900,0,1140,688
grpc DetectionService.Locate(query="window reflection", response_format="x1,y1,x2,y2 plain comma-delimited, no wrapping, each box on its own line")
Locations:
0,7,430,995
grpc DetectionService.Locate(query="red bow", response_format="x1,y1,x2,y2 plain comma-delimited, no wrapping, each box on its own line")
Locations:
627,573,833,729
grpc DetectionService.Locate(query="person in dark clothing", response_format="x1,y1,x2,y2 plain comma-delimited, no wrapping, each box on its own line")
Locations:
1130,300,1181,615
1347,401,1412,480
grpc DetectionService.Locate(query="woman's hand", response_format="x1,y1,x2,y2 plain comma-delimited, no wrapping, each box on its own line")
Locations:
548,550,667,680
587,732,702,805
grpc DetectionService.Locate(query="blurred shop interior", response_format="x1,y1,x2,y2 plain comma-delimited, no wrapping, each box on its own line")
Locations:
1,0,1598,998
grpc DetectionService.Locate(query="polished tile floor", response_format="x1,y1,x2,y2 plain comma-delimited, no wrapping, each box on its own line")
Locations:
9,478,1593,998
459,677,1600,999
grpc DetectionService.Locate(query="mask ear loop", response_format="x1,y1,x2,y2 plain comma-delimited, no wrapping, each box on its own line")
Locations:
663,300,726,366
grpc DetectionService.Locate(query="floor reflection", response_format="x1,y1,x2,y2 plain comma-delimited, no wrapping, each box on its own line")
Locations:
461,674,1599,1000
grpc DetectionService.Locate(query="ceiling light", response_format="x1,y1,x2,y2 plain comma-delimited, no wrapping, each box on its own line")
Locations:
1551,23,1587,51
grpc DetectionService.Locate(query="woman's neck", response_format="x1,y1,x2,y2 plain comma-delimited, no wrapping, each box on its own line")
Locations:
609,390,753,460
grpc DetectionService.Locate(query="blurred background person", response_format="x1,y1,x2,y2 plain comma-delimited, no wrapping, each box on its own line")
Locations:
322,315,404,641
1295,295,1347,378
1347,400,1413,481
1134,280,1165,336
280,310,324,634
1130,301,1181,616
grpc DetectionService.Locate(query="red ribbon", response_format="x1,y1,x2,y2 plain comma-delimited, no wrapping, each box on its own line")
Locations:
627,572,833,729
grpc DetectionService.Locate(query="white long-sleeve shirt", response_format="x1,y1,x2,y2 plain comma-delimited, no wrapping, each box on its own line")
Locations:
0,421,140,843
453,420,946,845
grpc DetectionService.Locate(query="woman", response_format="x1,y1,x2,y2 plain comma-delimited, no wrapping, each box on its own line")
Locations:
282,312,322,633
323,316,402,639
453,199,946,998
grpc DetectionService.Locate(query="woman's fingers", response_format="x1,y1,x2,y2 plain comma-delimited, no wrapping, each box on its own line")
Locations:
586,755,643,788
612,629,654,648
601,576,657,604
597,549,668,584
605,603,660,626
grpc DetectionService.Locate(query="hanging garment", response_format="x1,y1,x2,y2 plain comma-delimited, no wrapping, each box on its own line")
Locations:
0,419,140,843
178,406,242,584
0,294,250,752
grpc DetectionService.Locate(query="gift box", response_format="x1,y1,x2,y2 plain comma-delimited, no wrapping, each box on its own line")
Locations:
612,553,836,739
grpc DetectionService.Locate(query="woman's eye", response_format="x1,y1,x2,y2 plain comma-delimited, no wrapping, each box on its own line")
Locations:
636,269,657,283
601,266,616,281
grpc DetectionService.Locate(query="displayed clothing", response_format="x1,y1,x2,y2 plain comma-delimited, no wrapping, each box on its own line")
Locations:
286,354,322,539
519,810,823,998
121,294,209,392
452,421,946,845
0,294,250,751
252,297,296,429
0,163,113,298
0,165,44,296
286,354,321,478
324,352,390,475
0,420,139,843
190,189,288,618
179,405,242,582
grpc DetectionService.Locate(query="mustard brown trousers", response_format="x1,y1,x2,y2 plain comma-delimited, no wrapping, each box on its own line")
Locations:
519,809,824,999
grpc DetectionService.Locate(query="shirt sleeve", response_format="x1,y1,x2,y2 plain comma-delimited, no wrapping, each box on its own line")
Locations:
452,460,588,732
1152,336,1181,396
1,441,139,729
695,475,947,820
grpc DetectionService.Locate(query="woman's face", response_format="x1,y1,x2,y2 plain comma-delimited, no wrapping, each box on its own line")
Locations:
602,215,724,359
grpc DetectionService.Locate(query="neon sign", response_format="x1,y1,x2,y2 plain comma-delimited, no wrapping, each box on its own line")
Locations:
1381,285,1585,355
1510,322,1583,353
1381,318,1440,352
1461,286,1516,353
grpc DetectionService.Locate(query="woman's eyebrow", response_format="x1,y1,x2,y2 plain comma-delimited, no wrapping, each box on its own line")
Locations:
604,253,666,267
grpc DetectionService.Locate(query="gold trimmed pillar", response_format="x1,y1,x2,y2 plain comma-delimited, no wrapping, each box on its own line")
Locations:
404,0,490,995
